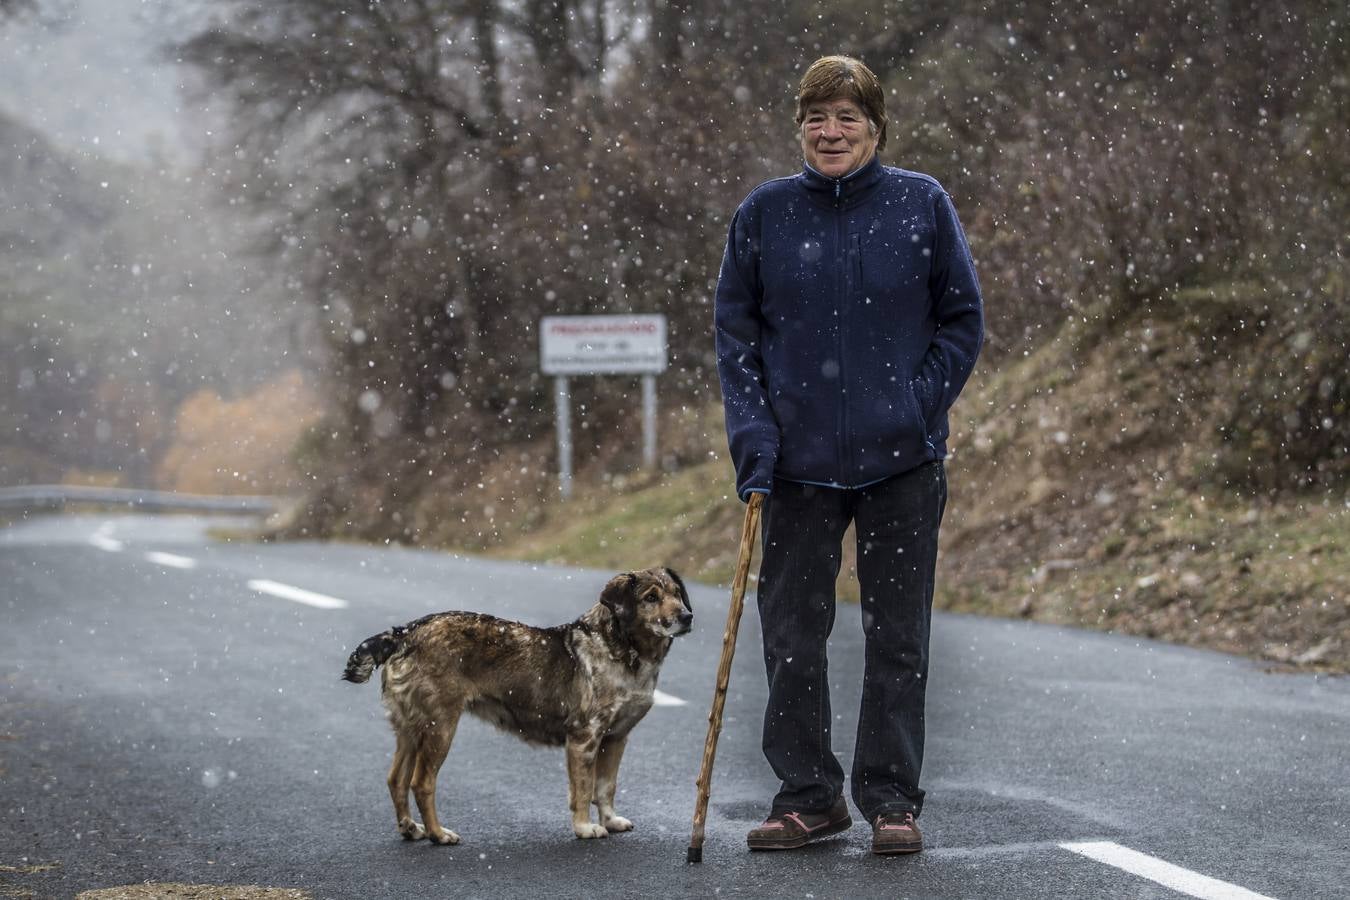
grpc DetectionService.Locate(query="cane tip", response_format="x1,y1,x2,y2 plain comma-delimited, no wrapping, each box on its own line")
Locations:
686,846,703,864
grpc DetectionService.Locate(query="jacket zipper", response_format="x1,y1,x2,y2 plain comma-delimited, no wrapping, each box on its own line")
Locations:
834,179,850,484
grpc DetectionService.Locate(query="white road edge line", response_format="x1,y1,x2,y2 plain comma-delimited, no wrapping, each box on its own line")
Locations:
652,689,687,707
1060,841,1277,900
145,551,198,569
247,579,349,610
89,534,124,552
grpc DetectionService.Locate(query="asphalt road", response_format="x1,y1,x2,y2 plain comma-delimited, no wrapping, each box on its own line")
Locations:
1,513,1346,899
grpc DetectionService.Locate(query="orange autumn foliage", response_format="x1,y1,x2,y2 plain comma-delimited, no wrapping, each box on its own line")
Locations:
156,370,323,495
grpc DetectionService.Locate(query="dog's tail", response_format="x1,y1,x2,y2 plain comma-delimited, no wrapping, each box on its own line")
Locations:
341,623,414,684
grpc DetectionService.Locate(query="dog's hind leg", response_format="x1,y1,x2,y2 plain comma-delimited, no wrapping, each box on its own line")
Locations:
388,733,425,840
410,709,462,846
566,731,607,838
592,734,633,833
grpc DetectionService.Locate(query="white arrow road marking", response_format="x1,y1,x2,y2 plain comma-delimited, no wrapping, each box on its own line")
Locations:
1061,841,1277,900
652,689,687,707
247,579,348,610
145,551,197,569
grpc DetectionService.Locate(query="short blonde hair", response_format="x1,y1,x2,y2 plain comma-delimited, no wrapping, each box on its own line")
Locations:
795,55,888,151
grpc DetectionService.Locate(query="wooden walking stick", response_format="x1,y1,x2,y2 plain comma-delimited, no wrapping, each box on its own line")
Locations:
687,491,764,863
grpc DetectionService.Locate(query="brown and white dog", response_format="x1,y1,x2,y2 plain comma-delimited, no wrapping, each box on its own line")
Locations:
342,567,693,844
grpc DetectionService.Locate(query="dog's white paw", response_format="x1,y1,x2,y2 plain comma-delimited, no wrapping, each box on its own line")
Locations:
399,819,427,841
601,815,633,833
574,822,609,839
428,829,460,845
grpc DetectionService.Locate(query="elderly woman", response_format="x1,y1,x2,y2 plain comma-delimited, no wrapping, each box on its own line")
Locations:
714,55,984,855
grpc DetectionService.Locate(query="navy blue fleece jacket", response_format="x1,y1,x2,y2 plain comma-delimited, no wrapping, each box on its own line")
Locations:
714,155,984,500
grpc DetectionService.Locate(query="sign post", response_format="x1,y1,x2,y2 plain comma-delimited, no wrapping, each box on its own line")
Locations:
554,375,573,501
642,372,657,469
540,314,668,500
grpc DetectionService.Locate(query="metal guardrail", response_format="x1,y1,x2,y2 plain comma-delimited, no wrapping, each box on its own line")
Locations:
0,485,283,516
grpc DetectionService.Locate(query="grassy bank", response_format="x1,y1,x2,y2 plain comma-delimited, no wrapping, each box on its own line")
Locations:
477,452,1345,673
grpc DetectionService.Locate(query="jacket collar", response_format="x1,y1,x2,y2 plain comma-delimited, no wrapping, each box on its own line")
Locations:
799,154,884,205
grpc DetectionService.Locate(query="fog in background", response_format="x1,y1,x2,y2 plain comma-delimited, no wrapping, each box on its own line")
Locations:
1,0,310,493
0,0,197,165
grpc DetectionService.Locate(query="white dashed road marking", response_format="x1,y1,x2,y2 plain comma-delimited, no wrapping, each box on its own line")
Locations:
89,534,124,552
145,551,198,569
652,689,687,707
1061,841,1277,900
248,579,349,610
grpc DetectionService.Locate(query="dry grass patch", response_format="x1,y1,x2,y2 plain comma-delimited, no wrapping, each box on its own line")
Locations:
76,885,311,900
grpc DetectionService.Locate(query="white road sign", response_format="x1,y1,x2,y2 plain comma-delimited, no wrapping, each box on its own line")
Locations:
540,314,667,375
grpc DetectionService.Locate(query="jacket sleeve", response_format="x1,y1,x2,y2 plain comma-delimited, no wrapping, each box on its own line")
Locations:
714,205,779,501
917,190,985,422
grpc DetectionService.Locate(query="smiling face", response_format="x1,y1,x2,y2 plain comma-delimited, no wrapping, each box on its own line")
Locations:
800,98,879,179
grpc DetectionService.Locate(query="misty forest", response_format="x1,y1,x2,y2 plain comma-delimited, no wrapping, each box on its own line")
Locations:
2,0,1346,670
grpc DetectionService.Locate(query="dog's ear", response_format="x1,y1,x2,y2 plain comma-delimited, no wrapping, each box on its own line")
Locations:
600,572,637,621
665,567,691,612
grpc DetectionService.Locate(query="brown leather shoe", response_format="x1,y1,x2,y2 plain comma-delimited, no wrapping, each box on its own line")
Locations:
746,797,852,850
872,811,923,855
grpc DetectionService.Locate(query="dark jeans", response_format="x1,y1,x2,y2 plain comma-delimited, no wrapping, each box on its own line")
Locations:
757,461,947,822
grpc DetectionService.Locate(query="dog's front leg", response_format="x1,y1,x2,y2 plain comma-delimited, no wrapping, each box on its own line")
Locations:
566,732,606,838
593,734,632,833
